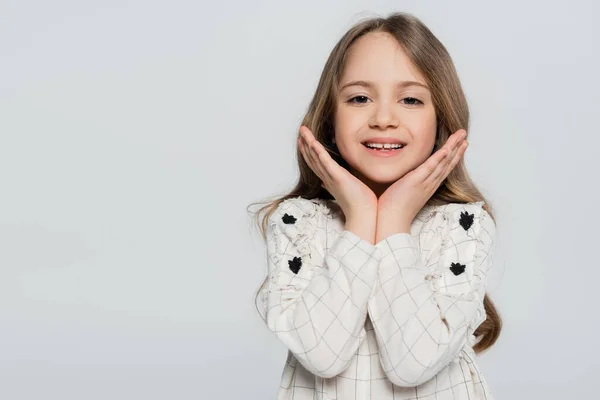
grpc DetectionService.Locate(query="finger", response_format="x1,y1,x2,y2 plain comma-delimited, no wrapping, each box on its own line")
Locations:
414,146,450,183
300,135,329,183
300,137,319,175
304,137,329,180
309,139,336,182
415,129,466,184
438,136,463,176
426,130,465,181
300,127,333,181
450,140,468,167
428,147,454,184
430,135,464,182
439,140,468,182
442,129,466,155
445,132,467,165
432,139,468,185
298,136,320,177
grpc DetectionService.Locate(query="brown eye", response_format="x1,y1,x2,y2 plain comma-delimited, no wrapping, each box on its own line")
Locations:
401,97,423,106
347,95,370,104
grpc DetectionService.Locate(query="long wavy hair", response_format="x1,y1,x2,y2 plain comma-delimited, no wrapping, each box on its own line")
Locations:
247,12,501,355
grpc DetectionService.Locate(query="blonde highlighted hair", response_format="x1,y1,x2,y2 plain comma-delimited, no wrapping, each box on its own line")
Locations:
247,12,501,354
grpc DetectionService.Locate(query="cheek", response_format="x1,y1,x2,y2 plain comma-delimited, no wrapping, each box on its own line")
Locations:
335,108,362,132
333,109,361,150
411,112,437,146
413,131,437,165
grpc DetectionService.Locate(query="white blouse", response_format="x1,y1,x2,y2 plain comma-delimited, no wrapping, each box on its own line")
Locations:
258,196,497,400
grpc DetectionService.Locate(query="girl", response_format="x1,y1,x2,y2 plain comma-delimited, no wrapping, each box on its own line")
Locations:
250,11,501,400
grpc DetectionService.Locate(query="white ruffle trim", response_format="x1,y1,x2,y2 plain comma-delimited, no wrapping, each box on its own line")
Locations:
420,202,488,357
267,197,328,291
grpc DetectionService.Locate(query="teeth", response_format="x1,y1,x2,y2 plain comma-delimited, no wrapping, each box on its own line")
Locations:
365,143,404,149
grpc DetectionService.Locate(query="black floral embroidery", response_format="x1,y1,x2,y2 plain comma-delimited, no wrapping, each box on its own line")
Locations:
288,256,302,274
459,211,474,231
450,262,466,276
282,213,297,224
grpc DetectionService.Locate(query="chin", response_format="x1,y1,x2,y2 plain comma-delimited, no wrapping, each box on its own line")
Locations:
362,167,408,184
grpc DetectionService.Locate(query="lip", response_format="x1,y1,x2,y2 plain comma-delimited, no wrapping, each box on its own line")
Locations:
361,137,407,146
362,143,405,157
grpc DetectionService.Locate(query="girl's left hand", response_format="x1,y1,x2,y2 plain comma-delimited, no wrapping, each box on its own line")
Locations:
378,129,469,227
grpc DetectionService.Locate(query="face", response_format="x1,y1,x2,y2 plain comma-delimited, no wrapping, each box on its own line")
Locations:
334,31,437,197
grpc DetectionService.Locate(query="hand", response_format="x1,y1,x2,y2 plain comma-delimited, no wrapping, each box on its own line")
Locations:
378,129,469,229
298,126,378,219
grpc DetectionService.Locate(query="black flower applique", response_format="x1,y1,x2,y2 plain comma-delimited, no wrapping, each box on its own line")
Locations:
282,213,297,224
449,262,466,276
288,256,302,274
459,211,474,231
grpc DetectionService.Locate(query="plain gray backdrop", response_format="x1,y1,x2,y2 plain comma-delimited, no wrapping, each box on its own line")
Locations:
1,0,598,399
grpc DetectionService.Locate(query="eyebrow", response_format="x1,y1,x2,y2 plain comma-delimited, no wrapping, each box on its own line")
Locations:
339,80,429,91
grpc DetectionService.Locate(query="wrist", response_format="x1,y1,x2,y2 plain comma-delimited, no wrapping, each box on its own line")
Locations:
344,211,377,245
376,210,412,243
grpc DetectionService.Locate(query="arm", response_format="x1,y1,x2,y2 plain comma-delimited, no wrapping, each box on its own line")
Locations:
260,198,381,378
368,202,497,387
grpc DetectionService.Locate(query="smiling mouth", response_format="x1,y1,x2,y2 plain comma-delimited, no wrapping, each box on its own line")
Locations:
362,143,405,152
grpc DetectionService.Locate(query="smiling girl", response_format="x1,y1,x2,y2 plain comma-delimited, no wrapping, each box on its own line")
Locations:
251,11,501,400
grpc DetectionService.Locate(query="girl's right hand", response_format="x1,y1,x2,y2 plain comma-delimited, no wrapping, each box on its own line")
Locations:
298,126,378,219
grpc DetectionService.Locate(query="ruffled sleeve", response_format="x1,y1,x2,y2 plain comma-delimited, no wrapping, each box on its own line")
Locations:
260,196,383,378
367,201,497,387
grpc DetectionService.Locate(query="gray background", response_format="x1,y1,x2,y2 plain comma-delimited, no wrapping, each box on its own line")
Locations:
1,0,598,399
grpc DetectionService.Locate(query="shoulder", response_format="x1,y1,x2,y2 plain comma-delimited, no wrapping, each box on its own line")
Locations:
418,201,495,233
269,196,333,224
421,200,486,217
267,196,336,239
266,196,335,256
433,200,489,219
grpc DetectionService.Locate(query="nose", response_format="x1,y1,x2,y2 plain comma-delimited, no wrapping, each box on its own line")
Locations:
369,100,399,129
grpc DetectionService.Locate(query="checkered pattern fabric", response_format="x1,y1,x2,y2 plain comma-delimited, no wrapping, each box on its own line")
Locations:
258,196,496,399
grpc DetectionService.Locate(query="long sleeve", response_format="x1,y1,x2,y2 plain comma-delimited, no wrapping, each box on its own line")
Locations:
259,197,383,378
367,201,497,387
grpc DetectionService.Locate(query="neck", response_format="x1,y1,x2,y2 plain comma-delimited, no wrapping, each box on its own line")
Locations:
349,167,392,199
